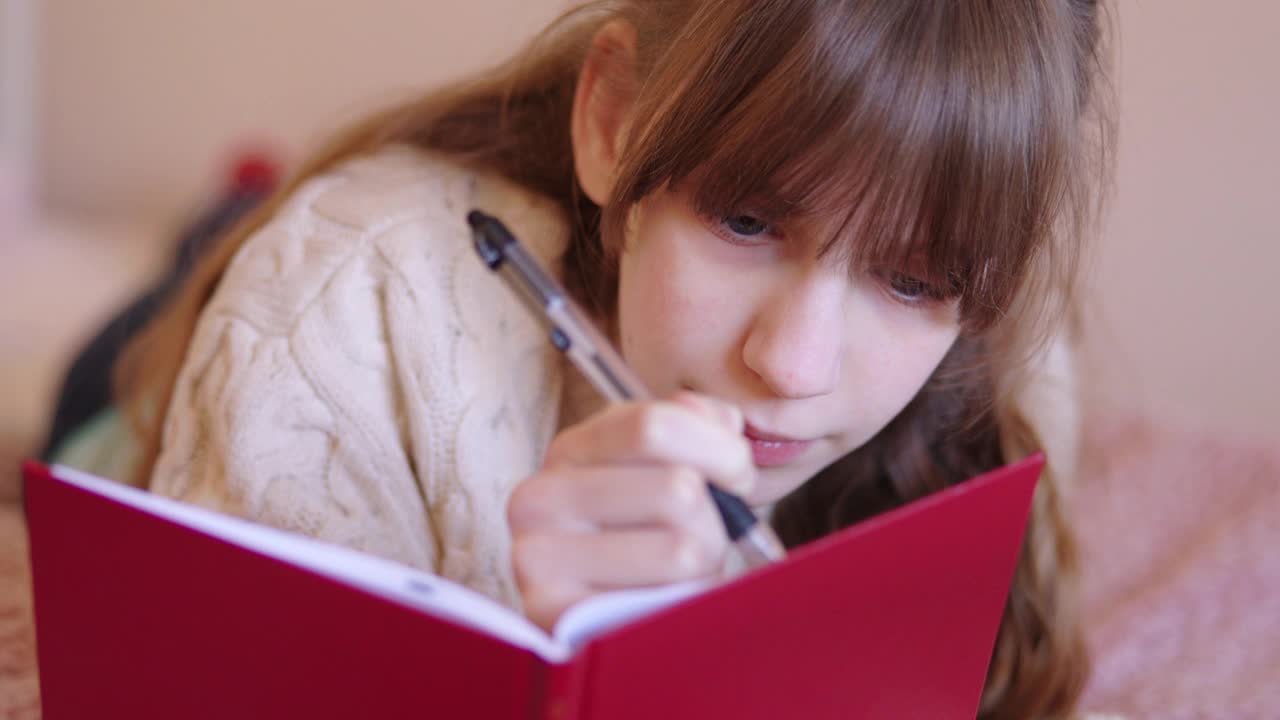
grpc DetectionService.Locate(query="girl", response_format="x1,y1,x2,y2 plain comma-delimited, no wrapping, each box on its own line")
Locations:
81,1,1113,717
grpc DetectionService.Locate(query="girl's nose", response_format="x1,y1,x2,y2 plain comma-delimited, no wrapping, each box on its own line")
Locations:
742,270,846,400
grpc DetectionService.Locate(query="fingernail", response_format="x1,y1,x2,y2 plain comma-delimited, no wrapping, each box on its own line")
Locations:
672,392,744,434
721,403,744,433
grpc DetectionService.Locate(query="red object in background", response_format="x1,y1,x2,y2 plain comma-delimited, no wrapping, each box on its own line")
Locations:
229,150,280,194
169,144,284,263
23,456,1041,719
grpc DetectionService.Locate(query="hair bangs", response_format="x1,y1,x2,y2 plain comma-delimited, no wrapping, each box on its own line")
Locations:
616,1,1079,332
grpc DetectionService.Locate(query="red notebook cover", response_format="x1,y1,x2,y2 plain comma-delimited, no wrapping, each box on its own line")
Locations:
24,455,1041,719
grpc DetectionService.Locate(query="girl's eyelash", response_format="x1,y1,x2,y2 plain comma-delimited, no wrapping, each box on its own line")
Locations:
706,212,782,245
880,270,954,307
700,207,956,308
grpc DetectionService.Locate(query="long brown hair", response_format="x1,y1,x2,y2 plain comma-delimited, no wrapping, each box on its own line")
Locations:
118,2,1114,717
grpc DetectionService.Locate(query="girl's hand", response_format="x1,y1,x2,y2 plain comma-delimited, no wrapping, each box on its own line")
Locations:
508,391,755,631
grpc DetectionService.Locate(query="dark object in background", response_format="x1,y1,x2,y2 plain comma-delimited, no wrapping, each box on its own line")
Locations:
40,153,280,461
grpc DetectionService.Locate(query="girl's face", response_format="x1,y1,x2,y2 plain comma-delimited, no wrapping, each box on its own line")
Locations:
616,187,962,505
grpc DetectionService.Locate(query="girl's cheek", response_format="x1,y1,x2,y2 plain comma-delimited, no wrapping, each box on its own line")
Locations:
667,253,748,340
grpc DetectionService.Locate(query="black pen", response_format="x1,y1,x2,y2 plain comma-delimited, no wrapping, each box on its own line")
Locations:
467,209,786,568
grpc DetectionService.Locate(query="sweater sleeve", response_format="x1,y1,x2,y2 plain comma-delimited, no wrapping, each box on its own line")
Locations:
150,179,440,574
150,149,571,608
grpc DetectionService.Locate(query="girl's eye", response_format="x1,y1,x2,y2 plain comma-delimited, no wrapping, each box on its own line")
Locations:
883,271,947,305
712,213,780,245
724,214,770,236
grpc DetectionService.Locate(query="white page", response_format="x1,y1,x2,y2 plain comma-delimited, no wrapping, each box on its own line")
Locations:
552,580,710,650
50,465,706,663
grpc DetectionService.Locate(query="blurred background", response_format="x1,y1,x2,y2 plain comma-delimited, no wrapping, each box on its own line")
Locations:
1,2,1277,717
2,0,1277,482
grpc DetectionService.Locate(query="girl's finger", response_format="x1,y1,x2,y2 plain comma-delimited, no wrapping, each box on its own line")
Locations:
544,401,755,496
512,526,728,593
507,465,720,534
520,580,592,634
669,390,745,434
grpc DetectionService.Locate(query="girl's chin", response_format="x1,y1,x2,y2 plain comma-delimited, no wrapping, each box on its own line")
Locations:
748,466,812,507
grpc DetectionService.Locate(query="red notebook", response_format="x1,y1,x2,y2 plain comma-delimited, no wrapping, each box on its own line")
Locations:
23,455,1042,719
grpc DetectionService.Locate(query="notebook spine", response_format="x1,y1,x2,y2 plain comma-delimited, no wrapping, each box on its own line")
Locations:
530,650,590,720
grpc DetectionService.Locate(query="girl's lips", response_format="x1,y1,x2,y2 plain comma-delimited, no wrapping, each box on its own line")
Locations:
743,423,814,467
743,423,805,443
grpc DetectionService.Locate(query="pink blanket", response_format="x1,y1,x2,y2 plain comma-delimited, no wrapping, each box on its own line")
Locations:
1076,417,1280,718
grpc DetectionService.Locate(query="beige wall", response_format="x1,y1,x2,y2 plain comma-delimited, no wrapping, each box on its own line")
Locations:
38,0,572,217
1081,0,1280,439
1,0,37,220
32,1,1280,439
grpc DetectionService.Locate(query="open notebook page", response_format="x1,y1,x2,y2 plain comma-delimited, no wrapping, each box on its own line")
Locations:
50,465,707,663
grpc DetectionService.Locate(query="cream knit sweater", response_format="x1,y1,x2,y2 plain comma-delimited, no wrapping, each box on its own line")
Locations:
150,146,1079,612
151,146,601,609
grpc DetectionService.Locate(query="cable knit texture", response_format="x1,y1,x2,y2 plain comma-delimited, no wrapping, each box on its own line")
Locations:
151,146,584,610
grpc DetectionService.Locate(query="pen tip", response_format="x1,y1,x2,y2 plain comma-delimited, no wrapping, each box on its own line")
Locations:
468,210,505,269
707,484,757,541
